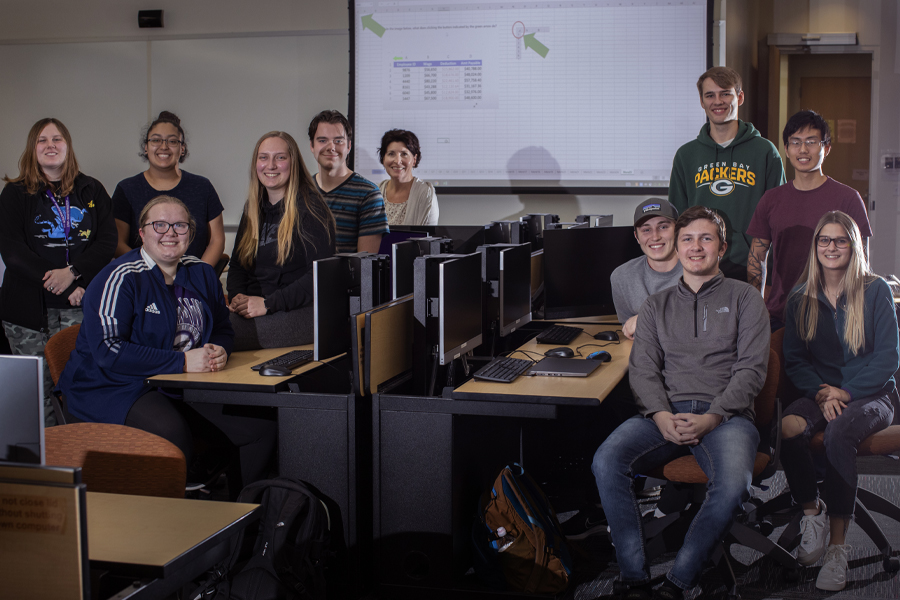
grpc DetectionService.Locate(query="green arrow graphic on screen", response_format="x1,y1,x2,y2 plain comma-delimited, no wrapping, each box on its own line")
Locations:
362,15,386,38
523,33,549,58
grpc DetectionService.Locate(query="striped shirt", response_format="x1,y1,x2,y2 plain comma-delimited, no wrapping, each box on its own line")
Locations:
317,172,389,253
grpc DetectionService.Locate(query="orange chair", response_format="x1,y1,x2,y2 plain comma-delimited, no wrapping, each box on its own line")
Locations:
44,324,81,425
44,422,186,498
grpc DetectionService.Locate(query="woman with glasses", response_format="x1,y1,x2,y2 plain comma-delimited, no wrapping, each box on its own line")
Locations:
780,210,899,591
60,195,275,489
112,111,225,266
377,129,439,226
0,117,117,426
226,131,335,349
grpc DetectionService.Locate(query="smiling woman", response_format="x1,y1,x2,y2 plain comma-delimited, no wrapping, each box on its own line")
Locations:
377,129,439,226
0,117,117,426
226,131,336,350
111,111,225,267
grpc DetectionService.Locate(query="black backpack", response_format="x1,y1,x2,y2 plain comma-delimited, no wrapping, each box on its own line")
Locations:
207,478,331,600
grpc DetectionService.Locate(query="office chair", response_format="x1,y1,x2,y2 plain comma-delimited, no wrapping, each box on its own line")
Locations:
45,422,187,498
215,252,230,277
638,349,798,598
749,328,900,575
44,323,81,425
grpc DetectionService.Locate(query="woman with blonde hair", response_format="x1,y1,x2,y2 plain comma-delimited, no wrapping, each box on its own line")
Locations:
227,131,335,349
781,210,899,591
0,117,117,425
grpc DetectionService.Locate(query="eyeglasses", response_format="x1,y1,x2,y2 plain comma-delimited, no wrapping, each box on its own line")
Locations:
146,138,183,147
143,221,190,235
788,139,827,148
816,235,850,248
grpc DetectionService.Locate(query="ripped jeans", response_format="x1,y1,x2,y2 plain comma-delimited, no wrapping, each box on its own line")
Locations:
780,390,896,518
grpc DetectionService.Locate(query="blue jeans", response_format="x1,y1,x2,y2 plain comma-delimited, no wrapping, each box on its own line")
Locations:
781,390,895,517
592,401,759,589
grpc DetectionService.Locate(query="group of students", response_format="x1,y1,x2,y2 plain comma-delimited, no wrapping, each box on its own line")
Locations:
0,109,438,487
0,63,895,594
599,67,897,599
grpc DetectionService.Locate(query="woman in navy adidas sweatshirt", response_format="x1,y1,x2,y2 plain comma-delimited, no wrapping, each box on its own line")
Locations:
60,195,275,488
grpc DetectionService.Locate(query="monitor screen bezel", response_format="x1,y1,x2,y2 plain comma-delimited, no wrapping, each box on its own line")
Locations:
0,355,45,465
498,244,533,337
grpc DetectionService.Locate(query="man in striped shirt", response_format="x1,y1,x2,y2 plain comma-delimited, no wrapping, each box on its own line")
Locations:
308,110,388,253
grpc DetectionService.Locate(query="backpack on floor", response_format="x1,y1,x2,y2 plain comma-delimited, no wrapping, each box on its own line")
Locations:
209,477,331,600
472,463,572,594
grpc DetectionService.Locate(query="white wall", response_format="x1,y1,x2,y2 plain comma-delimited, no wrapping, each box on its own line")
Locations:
2,1,897,271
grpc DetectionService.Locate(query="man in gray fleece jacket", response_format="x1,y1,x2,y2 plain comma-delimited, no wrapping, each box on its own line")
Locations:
593,206,769,600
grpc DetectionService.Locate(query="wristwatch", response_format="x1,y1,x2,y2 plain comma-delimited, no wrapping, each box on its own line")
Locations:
69,265,82,280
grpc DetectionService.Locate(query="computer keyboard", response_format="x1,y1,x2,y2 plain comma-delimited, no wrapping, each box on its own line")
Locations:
534,325,583,345
473,356,534,383
251,349,314,371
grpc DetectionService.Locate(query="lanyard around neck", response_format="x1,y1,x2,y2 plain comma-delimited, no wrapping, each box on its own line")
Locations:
46,189,71,264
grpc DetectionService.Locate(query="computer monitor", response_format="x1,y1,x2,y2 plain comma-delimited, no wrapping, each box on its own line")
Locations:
392,236,453,299
477,243,532,340
499,244,533,337
378,229,427,255
575,214,614,227
0,355,45,465
390,225,486,254
542,226,643,320
313,257,353,361
544,222,589,231
484,221,526,245
520,213,559,250
438,253,484,365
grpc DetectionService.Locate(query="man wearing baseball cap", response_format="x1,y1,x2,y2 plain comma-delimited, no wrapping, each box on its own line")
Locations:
611,198,682,339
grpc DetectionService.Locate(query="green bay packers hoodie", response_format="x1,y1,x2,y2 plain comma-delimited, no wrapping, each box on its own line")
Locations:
668,120,785,277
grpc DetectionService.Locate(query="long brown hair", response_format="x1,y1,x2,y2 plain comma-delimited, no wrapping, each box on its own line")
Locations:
3,118,80,196
792,211,875,354
235,131,335,267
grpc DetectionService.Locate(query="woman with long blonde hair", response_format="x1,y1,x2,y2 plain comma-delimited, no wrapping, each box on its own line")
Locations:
780,210,899,591
227,131,335,349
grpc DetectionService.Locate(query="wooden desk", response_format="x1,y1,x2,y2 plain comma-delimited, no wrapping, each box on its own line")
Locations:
88,491,258,597
374,326,633,595
147,347,365,595
147,344,343,393
453,324,631,405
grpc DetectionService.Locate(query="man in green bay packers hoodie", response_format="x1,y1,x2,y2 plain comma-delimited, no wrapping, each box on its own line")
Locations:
669,66,785,281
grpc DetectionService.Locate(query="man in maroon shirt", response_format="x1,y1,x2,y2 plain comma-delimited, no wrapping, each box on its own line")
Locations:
746,110,871,330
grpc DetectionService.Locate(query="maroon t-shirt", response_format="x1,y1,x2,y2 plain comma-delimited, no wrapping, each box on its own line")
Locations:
746,177,871,322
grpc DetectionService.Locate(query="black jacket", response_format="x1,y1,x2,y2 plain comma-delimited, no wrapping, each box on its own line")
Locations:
0,174,117,330
227,197,335,313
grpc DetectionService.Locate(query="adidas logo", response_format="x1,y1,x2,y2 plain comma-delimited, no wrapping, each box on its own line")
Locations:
145,303,161,314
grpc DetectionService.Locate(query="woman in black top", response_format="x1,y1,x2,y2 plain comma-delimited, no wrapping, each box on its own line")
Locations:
0,118,117,424
227,131,335,349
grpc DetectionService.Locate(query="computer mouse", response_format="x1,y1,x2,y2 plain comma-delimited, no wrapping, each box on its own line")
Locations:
260,365,293,377
594,330,619,342
587,350,612,362
545,347,575,358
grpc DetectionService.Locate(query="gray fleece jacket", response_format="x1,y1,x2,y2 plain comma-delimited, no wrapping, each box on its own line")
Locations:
629,272,770,422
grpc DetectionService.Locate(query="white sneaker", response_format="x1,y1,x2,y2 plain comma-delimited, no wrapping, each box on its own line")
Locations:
816,544,851,591
797,501,829,566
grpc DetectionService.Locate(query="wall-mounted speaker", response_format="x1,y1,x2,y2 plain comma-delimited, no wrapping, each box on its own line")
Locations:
138,10,164,28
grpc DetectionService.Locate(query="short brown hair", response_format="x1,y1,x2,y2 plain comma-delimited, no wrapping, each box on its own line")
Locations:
308,110,352,142
378,129,422,166
696,66,742,97
674,205,726,248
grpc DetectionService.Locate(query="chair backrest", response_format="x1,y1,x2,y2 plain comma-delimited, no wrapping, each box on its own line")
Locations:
44,423,186,498
45,324,81,386
215,252,230,277
753,349,780,428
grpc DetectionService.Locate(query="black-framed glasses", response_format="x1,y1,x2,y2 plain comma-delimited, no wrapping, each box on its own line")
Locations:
816,235,850,249
146,138,183,147
144,221,190,235
787,139,827,148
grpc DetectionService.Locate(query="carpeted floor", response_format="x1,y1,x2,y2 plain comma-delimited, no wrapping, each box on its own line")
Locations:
562,464,900,600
